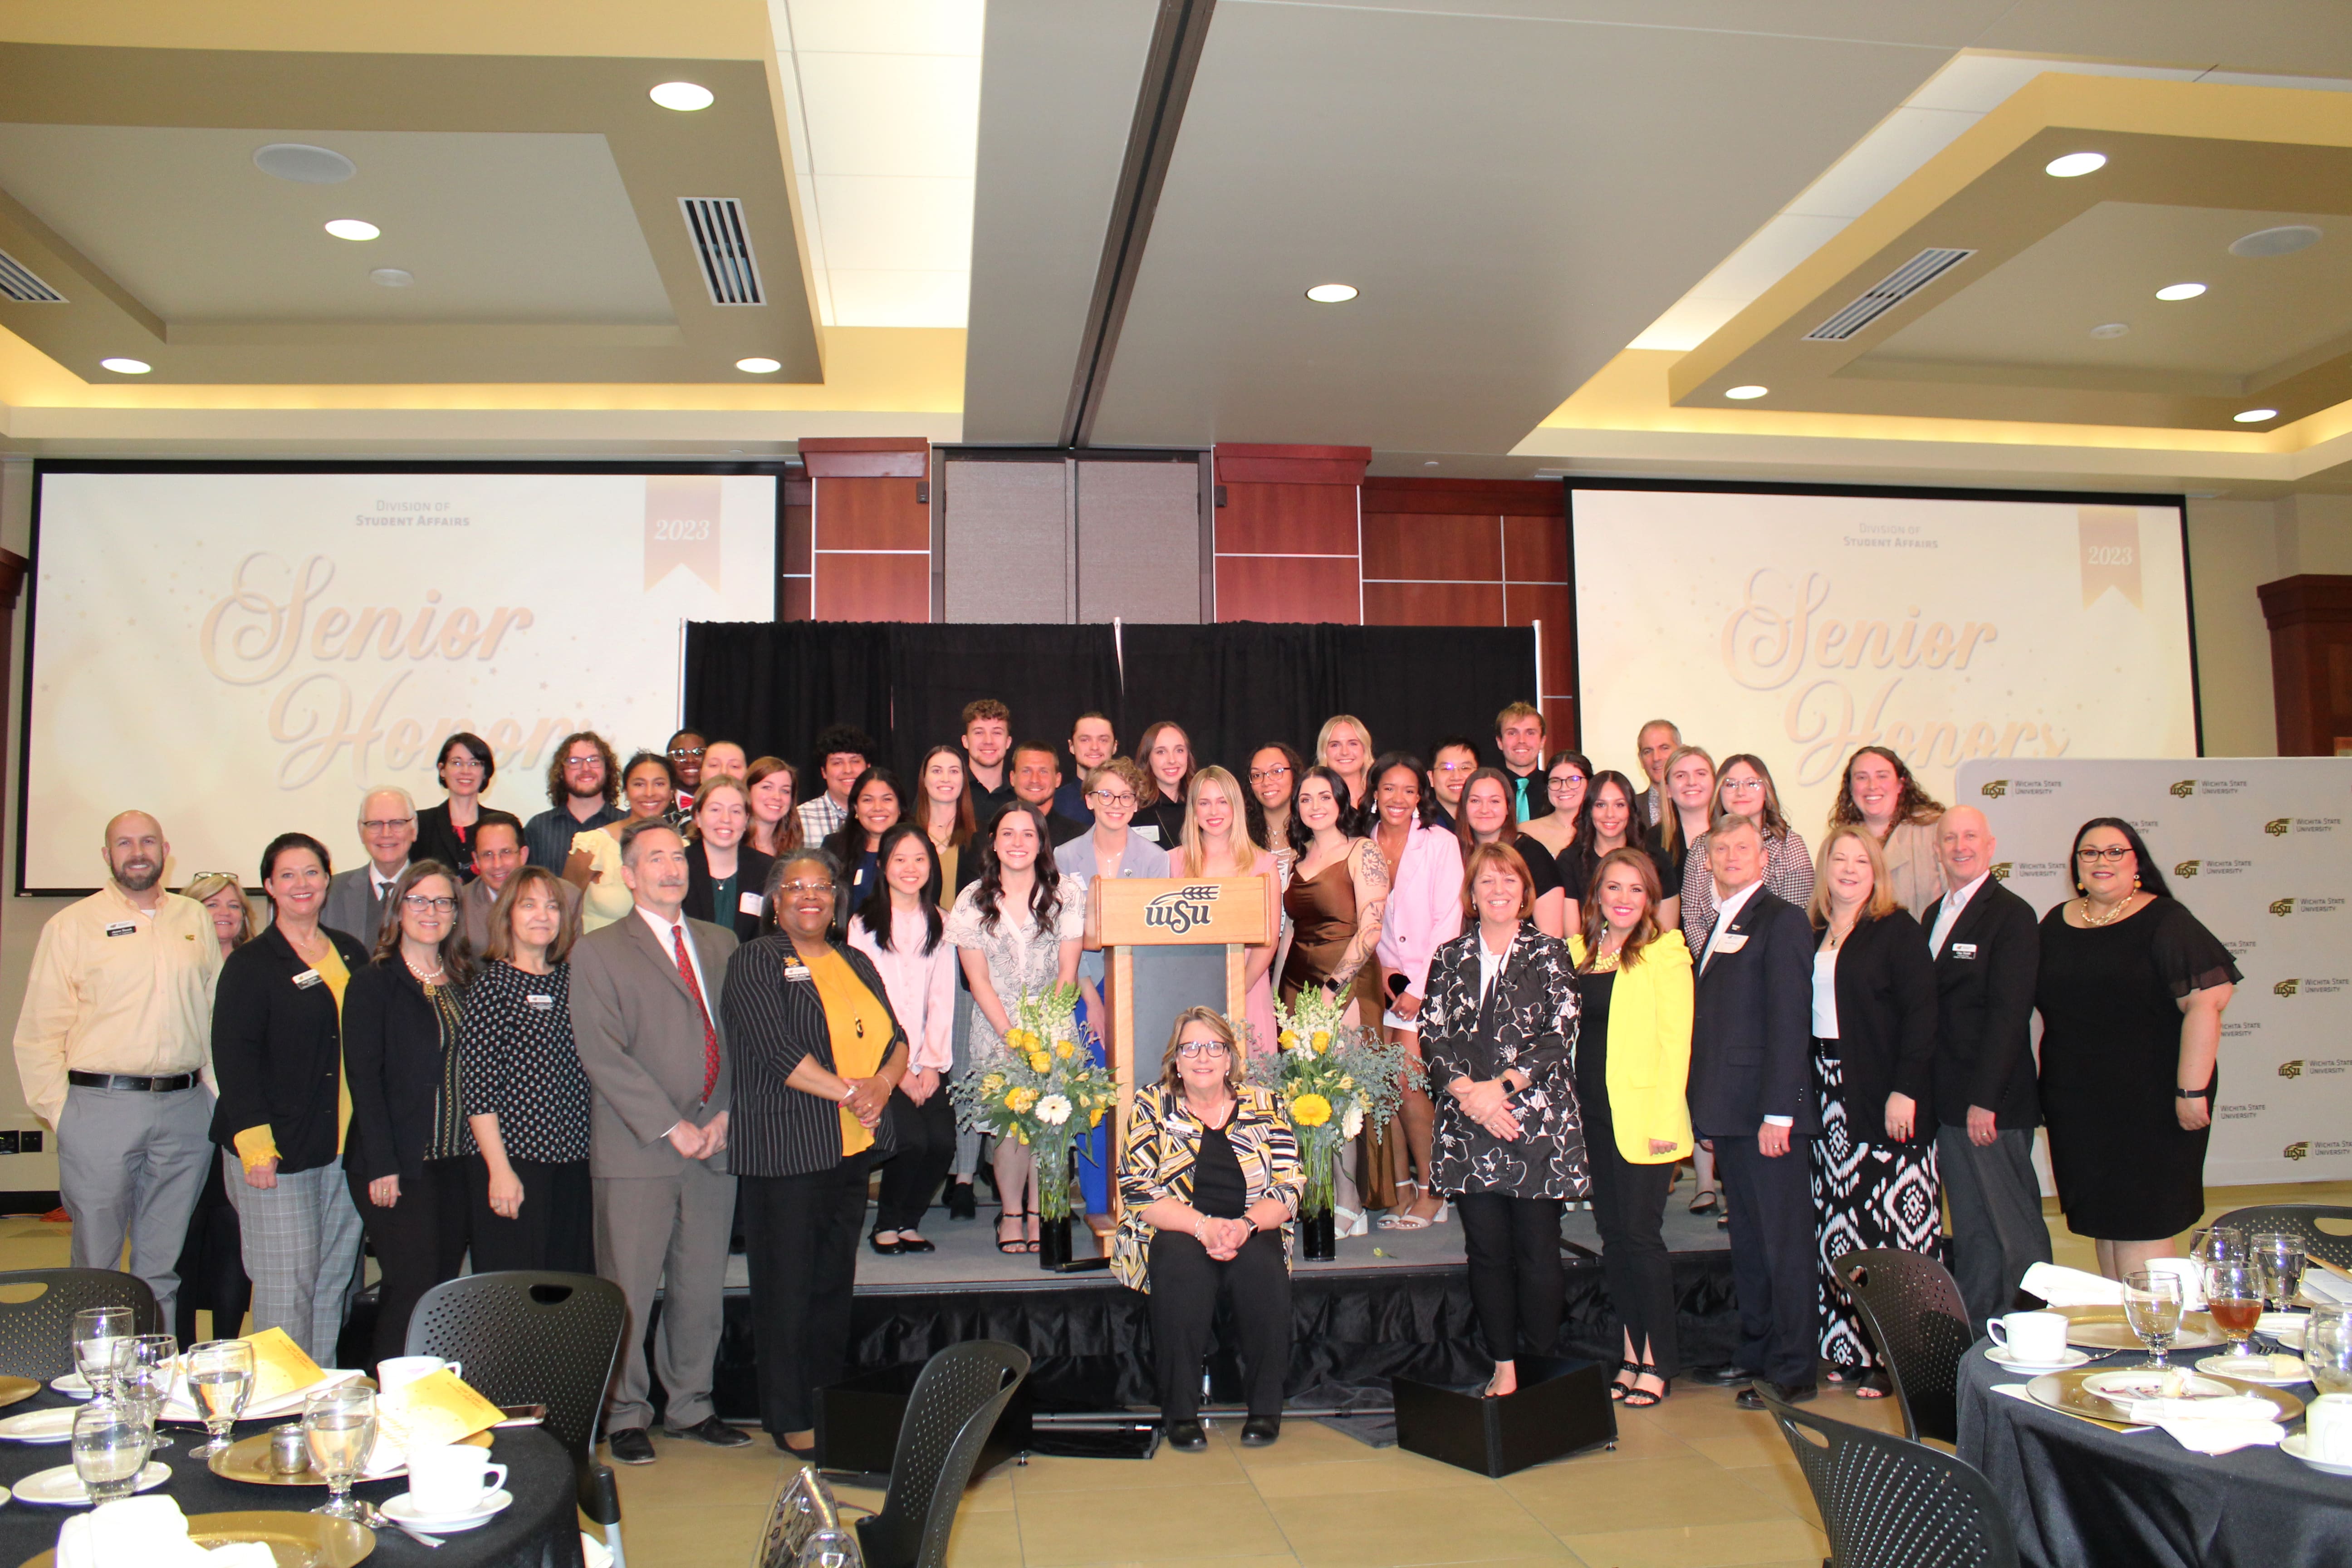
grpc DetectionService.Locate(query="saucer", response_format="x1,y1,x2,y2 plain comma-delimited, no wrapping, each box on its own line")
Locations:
2195,1352,2311,1386
2259,1313,2307,1351
13,1460,170,1505
48,1373,94,1400
2282,1433,2352,1475
381,1488,514,1532
1987,1345,2091,1374
0,1408,80,1444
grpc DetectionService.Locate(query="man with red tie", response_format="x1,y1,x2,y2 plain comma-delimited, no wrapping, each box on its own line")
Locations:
570,819,749,1463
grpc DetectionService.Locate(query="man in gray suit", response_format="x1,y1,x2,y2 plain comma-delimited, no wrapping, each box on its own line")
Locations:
320,787,416,946
570,819,749,1464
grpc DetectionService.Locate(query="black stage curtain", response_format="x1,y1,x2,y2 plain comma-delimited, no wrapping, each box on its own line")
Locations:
883,626,1121,786
1119,623,1538,774
682,621,894,779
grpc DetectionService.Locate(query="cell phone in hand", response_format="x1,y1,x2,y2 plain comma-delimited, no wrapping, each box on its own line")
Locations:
1386,971,1407,1001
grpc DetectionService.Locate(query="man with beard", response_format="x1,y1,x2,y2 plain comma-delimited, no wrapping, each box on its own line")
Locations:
12,811,223,1318
526,731,624,878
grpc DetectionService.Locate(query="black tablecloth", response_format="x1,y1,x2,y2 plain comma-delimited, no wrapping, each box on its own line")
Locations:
0,1394,582,1568
1956,1344,2352,1568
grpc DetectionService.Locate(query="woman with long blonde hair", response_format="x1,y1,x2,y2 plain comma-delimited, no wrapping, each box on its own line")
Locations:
1172,766,1281,1055
1315,715,1375,833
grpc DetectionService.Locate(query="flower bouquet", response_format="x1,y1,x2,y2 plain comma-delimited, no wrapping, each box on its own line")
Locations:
1250,985,1417,1256
950,983,1117,1265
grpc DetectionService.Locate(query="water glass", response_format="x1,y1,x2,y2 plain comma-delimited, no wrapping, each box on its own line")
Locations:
2249,1233,2306,1311
2190,1225,2248,1270
2205,1260,2263,1357
70,1306,133,1399
185,1338,255,1459
120,1333,179,1451
2308,1303,2352,1396
2123,1269,2185,1370
71,1400,152,1504
792,1529,858,1568
302,1385,377,1521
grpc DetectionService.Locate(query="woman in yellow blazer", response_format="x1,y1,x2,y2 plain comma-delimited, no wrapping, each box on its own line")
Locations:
1568,846,1693,1408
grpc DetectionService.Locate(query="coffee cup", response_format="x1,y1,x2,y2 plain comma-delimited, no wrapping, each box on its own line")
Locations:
2308,1393,2352,1464
376,1356,461,1392
406,1444,508,1516
1987,1310,2070,1364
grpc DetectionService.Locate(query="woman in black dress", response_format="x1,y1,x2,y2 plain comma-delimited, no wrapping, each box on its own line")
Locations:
2035,818,2238,1280
412,732,493,882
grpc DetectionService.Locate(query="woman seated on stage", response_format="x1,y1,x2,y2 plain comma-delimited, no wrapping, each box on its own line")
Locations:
1112,1007,1303,1452
1417,842,1589,1398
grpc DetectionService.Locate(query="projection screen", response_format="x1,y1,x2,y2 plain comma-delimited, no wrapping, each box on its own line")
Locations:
1569,486,2199,841
23,467,779,894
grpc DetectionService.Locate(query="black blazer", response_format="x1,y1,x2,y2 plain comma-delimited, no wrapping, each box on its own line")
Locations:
1815,909,1937,1149
1923,879,2041,1129
1686,887,1817,1137
210,923,374,1174
717,936,905,1180
412,802,479,883
682,843,776,942
342,959,462,1185
1133,795,1186,855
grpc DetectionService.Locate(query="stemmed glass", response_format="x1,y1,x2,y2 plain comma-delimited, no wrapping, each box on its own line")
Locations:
185,1338,255,1459
302,1385,377,1521
2205,1260,2263,1358
119,1333,179,1451
70,1400,152,1504
2306,1303,2352,1396
2123,1269,2185,1371
2249,1233,2306,1313
70,1307,133,1399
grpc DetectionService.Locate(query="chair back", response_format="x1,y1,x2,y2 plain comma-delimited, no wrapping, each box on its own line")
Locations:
0,1269,160,1380
854,1341,1029,1568
404,1271,626,1508
2210,1203,2352,1271
1758,1384,2019,1568
1835,1248,1971,1444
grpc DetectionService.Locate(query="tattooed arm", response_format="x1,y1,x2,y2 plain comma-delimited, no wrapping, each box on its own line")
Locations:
1329,838,1390,989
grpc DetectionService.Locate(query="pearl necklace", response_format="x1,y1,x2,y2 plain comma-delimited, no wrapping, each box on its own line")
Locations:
405,954,446,985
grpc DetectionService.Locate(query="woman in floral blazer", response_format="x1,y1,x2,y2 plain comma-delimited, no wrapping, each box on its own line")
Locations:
1418,842,1590,1396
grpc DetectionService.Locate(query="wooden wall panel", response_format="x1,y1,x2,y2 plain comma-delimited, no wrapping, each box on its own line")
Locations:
1361,513,1503,581
799,440,931,623
783,577,813,622
1214,483,1358,556
1215,555,1361,624
816,475,930,552
1361,478,1563,517
1503,515,1568,585
815,552,930,622
1362,580,1504,626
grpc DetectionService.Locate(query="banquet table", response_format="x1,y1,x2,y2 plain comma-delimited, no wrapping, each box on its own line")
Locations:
1956,1343,2352,1568
0,1391,582,1568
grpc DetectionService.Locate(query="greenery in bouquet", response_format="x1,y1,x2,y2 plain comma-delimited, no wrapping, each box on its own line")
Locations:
1249,985,1418,1216
948,982,1117,1221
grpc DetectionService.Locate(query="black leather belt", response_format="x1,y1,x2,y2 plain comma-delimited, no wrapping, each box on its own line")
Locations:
67,1071,197,1092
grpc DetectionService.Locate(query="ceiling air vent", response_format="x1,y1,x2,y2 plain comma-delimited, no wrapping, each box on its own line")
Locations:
0,248,65,304
679,197,764,306
1802,247,1974,341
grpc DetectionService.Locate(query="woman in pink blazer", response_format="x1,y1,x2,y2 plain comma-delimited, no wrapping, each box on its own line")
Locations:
1369,751,1465,1229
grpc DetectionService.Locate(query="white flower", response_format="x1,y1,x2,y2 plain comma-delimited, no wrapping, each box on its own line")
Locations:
1342,1101,1364,1139
1036,1093,1073,1127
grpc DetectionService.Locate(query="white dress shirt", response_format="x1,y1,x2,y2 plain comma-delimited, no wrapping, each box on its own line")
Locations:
1929,871,1991,956
1701,878,1764,970
1812,946,1841,1039
636,904,714,1006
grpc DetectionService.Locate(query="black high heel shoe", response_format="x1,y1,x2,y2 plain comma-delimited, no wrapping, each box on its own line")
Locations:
1608,1359,1641,1401
996,1209,1030,1255
1622,1365,1669,1408
869,1229,903,1256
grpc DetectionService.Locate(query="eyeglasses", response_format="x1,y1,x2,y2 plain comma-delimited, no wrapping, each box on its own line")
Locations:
562,756,603,770
669,745,705,759
401,895,457,914
359,818,415,833
1176,1041,1231,1058
779,881,837,897
1548,774,1586,791
1433,761,1476,776
1089,790,1137,807
2077,845,2132,862
1721,778,1766,794
1246,767,1292,784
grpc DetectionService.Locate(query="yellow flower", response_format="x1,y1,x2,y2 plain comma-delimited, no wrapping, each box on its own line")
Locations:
1338,1075,1356,1092
1278,1029,1298,1050
1029,1052,1053,1073
1007,1086,1038,1112
1089,1108,1104,1127
1055,1041,1075,1059
1310,1030,1331,1055
1291,1093,1332,1127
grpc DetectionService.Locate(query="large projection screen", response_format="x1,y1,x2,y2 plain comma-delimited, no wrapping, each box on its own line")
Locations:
23,467,780,894
1570,486,2198,840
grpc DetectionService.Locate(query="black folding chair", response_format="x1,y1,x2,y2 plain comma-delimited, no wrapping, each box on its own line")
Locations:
0,1269,160,1380
2210,1203,2352,1272
851,1341,1029,1568
1834,1249,1972,1445
1756,1382,2019,1568
404,1272,629,1568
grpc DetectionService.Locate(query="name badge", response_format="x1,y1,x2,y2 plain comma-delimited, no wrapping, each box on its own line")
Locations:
784,963,813,982
739,892,765,917
292,969,323,989
1713,933,1748,955
1133,824,1160,843
104,922,138,938
525,994,555,1011
1952,943,1979,960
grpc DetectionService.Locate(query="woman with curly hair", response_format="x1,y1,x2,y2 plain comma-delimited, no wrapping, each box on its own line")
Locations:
1826,745,1944,918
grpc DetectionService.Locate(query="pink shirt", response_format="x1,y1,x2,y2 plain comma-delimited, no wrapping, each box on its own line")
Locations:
848,907,956,1073
1374,822,1466,1001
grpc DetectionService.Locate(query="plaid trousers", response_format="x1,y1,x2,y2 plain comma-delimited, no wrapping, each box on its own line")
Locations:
223,1151,365,1365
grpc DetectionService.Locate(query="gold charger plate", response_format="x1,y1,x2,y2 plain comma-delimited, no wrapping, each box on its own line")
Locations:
2025,1366,2305,1430
210,1427,491,1486
19,1509,373,1568
0,1377,38,1411
2055,1305,2225,1352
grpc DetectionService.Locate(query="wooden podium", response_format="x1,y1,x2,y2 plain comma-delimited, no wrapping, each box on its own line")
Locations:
1085,876,1280,1219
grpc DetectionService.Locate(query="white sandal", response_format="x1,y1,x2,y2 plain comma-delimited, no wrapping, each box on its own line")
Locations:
1377,1197,1449,1231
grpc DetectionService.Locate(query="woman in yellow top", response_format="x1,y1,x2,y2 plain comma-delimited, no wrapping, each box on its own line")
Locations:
718,846,908,1460
208,831,374,1364
567,750,678,931
1567,847,1694,1409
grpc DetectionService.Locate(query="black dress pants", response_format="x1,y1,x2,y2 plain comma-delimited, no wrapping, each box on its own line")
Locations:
1453,1192,1565,1362
740,1152,872,1435
1147,1228,1290,1421
349,1156,471,1371
875,1088,956,1234
1588,1144,1679,1377
466,1157,595,1275
1713,1133,1817,1388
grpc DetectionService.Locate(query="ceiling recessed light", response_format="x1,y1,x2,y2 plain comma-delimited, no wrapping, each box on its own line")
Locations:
1423,460,1441,467
2155,281,2206,301
735,357,782,374
2233,407,2279,423
2229,224,2323,259
1725,384,1769,400
2044,151,2107,178
369,268,413,288
650,81,715,112
2090,322,2131,339
98,357,150,374
252,142,354,184
1304,283,1358,303
324,219,380,241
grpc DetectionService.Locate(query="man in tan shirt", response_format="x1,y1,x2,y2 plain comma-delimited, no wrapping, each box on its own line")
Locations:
13,811,223,1318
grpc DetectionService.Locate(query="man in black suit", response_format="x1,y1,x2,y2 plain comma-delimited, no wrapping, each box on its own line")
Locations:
1924,805,2048,1331
1684,814,1819,1405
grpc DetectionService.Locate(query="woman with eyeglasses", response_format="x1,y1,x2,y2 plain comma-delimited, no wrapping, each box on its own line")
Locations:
2035,818,2238,1279
1515,753,1593,916
414,731,494,883
342,860,475,1371
567,750,678,932
1827,746,1945,919
1132,721,1195,852
1677,753,1814,955
1245,744,1308,880
745,756,802,860
1113,1008,1303,1451
820,767,906,914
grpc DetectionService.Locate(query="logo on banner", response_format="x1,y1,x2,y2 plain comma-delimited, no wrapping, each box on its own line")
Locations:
2277,979,2301,998
2266,818,2292,837
1981,780,2009,799
2285,1142,2310,1161
1989,862,2012,881
2080,506,2145,608
645,475,724,591
2279,1060,2303,1078
2170,780,2196,798
2176,860,2200,878
1143,883,1223,936
2271,898,2297,917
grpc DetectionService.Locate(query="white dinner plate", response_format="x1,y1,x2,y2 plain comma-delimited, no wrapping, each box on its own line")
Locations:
379,1488,514,1533
2282,1433,2352,1476
2080,1368,2236,1402
12,1460,170,1505
1987,1346,2092,1375
0,1408,80,1444
2260,1313,2308,1350
48,1373,93,1400
2194,1352,2311,1386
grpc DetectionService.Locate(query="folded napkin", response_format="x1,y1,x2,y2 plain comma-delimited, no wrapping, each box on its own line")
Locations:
368,1368,505,1475
2021,1262,2123,1307
161,1364,364,1425
56,1496,276,1568
2303,1267,2352,1306
2114,1392,2277,1424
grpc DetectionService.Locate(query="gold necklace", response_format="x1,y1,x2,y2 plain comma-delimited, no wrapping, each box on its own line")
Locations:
2080,893,2136,926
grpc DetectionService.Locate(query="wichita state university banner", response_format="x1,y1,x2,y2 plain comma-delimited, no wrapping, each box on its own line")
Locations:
1961,758,2352,1186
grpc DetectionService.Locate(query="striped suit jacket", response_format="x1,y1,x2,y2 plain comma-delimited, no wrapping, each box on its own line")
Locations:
1111,1083,1302,1293
717,934,905,1178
